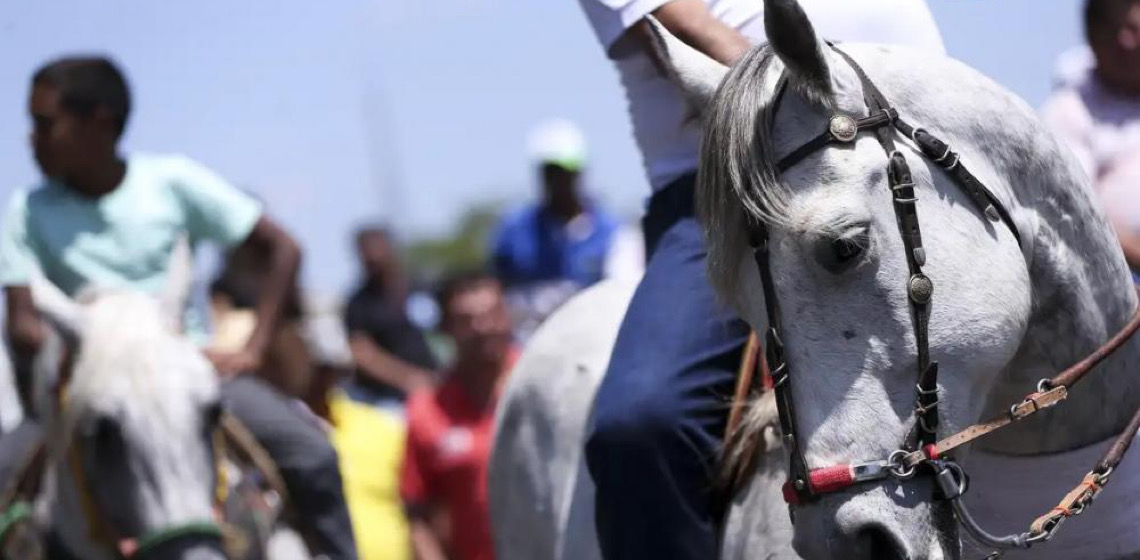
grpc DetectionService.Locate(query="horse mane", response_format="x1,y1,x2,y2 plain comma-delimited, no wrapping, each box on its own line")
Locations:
57,290,216,444
701,44,837,492
696,44,835,312
717,390,781,494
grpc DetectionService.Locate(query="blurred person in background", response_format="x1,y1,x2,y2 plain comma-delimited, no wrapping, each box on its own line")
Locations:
491,119,620,339
1043,0,1140,275
344,227,439,410
0,55,357,560
575,0,946,558
210,230,312,398
305,311,412,560
400,271,515,560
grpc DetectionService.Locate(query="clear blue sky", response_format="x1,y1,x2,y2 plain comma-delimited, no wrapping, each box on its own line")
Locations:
0,1,1085,295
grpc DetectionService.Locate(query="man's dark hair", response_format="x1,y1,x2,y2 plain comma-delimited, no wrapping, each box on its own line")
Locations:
436,269,501,318
1086,0,1140,41
32,56,131,137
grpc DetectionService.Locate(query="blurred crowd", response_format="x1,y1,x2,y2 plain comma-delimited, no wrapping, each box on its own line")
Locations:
0,50,636,560
160,114,637,560
0,1,1137,560
204,114,639,560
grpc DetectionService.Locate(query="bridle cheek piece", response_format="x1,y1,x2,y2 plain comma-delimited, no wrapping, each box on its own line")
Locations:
751,46,1140,553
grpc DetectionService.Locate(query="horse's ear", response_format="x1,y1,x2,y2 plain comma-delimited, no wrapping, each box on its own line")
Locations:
644,15,730,113
765,0,833,97
30,273,84,342
160,235,193,331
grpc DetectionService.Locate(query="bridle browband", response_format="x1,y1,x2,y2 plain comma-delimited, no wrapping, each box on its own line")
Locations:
750,45,1140,553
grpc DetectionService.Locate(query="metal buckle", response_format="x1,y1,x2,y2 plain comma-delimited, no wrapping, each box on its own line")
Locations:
887,450,917,479
1027,514,1066,544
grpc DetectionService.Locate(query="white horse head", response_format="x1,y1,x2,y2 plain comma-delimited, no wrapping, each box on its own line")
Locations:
34,239,228,560
654,0,1139,558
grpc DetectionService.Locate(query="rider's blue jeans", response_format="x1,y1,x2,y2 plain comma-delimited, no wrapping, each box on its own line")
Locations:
586,173,750,559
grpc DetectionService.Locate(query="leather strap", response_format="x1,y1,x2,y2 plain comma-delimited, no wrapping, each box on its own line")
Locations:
777,109,899,172
725,331,761,439
901,286,1140,468
892,120,1022,247
749,224,812,500
833,45,941,450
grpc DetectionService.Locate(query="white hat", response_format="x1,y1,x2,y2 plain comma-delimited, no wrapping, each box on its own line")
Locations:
528,119,587,172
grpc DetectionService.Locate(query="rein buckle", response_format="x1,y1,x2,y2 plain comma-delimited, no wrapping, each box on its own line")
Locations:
1009,386,1068,420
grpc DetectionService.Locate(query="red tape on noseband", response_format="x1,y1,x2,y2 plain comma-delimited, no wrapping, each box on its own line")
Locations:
782,465,857,504
810,465,855,494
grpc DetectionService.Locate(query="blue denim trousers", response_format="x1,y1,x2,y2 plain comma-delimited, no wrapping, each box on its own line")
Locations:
586,173,750,559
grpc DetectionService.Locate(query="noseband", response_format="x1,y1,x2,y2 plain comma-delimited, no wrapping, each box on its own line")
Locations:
751,45,1140,552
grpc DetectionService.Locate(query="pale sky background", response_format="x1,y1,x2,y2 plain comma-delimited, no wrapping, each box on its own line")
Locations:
0,1,1087,296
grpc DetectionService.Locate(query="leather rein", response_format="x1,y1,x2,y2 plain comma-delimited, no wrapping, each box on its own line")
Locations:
750,45,1140,553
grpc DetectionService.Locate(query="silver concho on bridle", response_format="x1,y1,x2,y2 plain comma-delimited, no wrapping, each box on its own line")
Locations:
828,115,858,143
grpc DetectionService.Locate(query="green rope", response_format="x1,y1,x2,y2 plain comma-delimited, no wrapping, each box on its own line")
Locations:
0,501,32,543
132,521,222,558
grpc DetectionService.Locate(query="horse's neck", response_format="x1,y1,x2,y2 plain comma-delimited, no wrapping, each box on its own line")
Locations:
977,135,1140,455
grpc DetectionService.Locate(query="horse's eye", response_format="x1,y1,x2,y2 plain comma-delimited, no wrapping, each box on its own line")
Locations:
815,229,869,274
833,237,863,263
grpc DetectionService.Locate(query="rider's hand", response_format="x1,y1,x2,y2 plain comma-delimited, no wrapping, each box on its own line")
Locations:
204,346,264,378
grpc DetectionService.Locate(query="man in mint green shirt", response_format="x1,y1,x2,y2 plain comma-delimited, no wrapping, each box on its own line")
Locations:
0,56,358,560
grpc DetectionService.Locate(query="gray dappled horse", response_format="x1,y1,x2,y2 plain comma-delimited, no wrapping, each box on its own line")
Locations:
490,1,1140,559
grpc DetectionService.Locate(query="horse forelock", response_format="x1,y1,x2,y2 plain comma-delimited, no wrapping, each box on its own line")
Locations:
60,291,217,443
697,44,825,312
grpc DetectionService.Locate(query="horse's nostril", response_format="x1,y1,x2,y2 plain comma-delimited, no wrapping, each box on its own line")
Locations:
858,525,908,560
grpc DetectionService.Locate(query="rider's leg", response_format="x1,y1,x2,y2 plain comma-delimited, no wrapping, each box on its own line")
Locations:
586,175,750,560
222,375,358,560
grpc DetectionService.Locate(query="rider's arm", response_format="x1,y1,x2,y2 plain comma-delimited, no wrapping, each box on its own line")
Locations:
581,0,750,66
169,156,301,374
5,287,43,410
0,191,44,410
629,0,751,66
235,217,301,372
347,333,433,394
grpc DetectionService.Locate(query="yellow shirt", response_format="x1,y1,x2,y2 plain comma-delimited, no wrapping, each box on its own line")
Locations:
327,391,412,560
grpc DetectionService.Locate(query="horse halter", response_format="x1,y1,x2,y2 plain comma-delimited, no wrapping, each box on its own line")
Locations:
750,45,1140,552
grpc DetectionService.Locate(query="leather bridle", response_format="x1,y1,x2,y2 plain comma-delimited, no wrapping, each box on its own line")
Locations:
751,45,1140,552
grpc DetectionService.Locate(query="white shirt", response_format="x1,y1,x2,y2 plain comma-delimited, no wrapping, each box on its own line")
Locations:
578,0,947,191
1041,57,1140,232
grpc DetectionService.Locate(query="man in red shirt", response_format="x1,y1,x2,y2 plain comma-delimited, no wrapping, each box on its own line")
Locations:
400,271,515,560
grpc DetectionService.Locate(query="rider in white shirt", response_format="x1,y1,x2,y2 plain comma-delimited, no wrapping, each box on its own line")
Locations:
576,0,945,557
